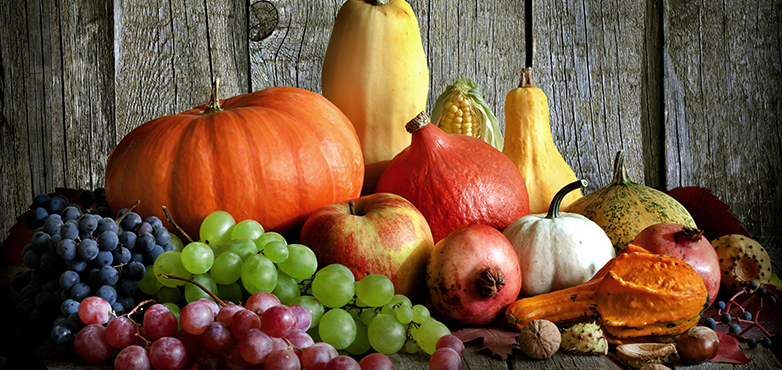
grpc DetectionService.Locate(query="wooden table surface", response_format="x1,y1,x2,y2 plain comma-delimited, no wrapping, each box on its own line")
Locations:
35,340,782,370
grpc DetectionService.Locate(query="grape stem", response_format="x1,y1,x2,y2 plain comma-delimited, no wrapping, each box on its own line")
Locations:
162,205,195,244
136,332,153,348
706,284,777,339
114,200,141,227
127,299,157,316
162,274,228,307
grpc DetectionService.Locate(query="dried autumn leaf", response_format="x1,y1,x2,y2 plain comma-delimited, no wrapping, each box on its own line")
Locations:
710,332,751,364
452,327,519,360
666,186,750,241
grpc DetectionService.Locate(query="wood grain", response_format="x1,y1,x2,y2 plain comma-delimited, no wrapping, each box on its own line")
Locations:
533,0,647,193
2,4,782,370
2,0,780,241
663,0,782,237
1,1,35,238
1,0,780,267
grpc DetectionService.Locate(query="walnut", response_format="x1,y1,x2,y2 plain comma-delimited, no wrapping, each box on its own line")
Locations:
518,319,561,359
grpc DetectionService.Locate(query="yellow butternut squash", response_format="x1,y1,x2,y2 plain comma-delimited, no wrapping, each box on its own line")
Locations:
321,0,429,194
502,67,581,214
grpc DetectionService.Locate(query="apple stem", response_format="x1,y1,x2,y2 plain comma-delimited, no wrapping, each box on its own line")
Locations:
349,200,356,215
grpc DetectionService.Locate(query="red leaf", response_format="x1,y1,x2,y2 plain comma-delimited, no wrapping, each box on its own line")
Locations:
666,186,750,241
0,213,33,267
452,327,518,360
710,332,751,364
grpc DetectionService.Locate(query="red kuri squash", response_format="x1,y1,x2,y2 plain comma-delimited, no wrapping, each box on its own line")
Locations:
375,112,530,243
105,82,364,240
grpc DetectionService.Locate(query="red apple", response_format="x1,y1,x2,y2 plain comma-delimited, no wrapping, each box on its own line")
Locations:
299,192,434,301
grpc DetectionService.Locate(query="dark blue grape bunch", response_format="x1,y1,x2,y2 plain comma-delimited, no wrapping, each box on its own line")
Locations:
700,280,779,349
15,189,177,354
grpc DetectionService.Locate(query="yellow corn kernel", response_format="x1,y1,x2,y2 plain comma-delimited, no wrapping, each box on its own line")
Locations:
431,77,503,150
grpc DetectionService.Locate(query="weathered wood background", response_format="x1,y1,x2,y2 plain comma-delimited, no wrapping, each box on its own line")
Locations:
1,0,781,246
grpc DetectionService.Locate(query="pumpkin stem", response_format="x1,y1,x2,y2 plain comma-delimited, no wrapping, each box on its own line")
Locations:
610,150,634,185
519,67,536,88
366,0,390,4
162,205,195,244
546,180,588,219
476,267,506,298
204,78,222,114
405,111,431,134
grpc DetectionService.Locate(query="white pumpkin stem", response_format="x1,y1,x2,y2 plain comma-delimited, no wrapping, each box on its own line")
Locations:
546,180,588,219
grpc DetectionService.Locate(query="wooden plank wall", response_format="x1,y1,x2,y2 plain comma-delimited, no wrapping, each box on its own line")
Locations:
1,0,780,244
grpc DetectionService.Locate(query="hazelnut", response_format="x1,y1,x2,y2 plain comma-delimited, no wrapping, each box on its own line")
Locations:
518,319,561,359
677,326,720,364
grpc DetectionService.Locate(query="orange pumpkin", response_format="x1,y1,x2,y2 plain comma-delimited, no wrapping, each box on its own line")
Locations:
105,83,364,240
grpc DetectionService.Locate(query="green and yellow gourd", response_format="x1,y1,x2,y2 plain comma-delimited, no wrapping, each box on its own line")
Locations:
565,150,697,251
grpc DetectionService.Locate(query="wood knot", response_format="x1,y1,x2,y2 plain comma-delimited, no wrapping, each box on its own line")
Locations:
249,1,278,41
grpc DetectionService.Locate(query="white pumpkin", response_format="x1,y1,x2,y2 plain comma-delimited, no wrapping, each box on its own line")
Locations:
503,180,616,296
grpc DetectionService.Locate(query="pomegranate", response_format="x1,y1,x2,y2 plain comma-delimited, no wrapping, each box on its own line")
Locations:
426,224,522,325
631,223,720,305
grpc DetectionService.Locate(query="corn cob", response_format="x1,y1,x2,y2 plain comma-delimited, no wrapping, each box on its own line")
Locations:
431,77,504,150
